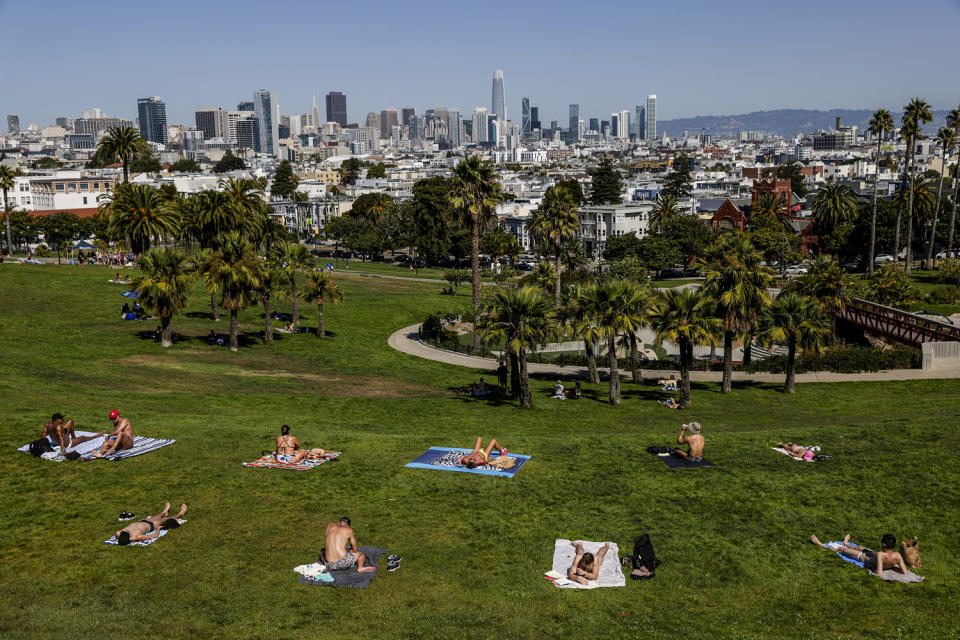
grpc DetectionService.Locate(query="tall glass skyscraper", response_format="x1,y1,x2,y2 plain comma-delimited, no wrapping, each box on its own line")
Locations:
521,97,531,138
568,104,580,140
636,105,645,140
646,95,657,142
253,89,280,157
137,97,167,145
491,70,505,122
326,91,347,127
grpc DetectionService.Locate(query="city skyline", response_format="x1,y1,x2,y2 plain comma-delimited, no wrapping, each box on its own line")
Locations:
3,0,959,129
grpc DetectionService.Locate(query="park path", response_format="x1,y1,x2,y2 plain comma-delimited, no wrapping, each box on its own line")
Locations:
388,324,960,383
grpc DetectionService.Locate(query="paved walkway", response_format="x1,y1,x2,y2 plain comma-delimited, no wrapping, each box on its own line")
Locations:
388,324,960,383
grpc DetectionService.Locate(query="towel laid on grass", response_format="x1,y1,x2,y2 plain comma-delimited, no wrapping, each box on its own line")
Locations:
298,546,388,588
772,446,820,461
17,432,175,461
405,447,530,477
104,520,187,546
549,539,625,589
648,450,714,469
243,451,342,471
823,541,924,583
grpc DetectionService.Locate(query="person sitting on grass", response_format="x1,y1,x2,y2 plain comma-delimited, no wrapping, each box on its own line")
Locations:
567,380,582,399
661,397,682,410
42,413,104,451
777,441,818,460
810,534,911,576
672,422,704,462
324,517,376,573
91,410,134,458
116,502,187,545
661,375,678,391
283,322,296,332
568,541,611,585
551,380,566,399
459,437,509,469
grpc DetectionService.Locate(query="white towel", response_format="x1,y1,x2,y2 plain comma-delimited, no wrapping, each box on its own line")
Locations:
551,539,626,589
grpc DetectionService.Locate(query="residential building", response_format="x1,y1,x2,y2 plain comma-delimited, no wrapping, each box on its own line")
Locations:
253,89,280,157
81,108,104,120
20,171,116,211
611,112,622,138
491,70,506,122
618,109,630,140
194,108,223,140
578,204,653,258
446,109,462,147
181,130,205,160
137,97,168,145
521,97,531,138
645,95,657,142
7,114,20,134
380,109,398,140
312,95,320,132
569,104,580,141
325,92,348,127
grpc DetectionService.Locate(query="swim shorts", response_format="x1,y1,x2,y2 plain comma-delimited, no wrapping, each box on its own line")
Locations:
326,552,356,571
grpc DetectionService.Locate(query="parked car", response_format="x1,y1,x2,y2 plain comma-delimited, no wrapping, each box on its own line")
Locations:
935,250,960,260
874,254,896,263
841,263,860,273
657,268,685,279
785,264,808,275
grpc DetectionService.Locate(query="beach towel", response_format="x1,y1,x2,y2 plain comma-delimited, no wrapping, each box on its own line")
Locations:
121,290,139,298
298,546,389,588
405,447,530,477
823,541,925,583
648,450,714,469
242,451,342,470
772,446,818,461
294,563,334,582
104,520,187,546
549,539,625,589
18,432,175,461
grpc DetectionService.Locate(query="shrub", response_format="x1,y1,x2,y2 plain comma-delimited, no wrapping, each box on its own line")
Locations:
743,344,919,374
939,258,960,287
34,244,50,257
926,285,958,305
420,313,444,341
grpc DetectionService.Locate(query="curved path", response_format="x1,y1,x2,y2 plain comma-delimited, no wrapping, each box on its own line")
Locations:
388,324,960,383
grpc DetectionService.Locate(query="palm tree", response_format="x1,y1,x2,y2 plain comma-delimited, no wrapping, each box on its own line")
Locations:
207,232,260,352
196,190,243,246
901,98,934,272
587,280,648,406
303,270,344,338
95,127,151,183
649,288,719,407
254,265,288,345
946,106,960,258
527,185,580,305
219,177,267,241
0,165,18,254
757,293,829,393
926,127,958,267
450,155,504,309
270,241,313,326
649,193,681,232
99,183,177,253
868,109,895,273
900,175,936,259
566,283,602,383
484,286,553,408
699,235,773,393
811,183,858,245
792,256,853,339
134,248,192,347
165,193,202,257
194,248,221,322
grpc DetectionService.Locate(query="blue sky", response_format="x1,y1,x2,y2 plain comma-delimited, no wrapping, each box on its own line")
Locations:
3,0,959,127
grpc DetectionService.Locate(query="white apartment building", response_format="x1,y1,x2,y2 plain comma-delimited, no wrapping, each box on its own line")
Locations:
14,171,116,211
578,203,654,258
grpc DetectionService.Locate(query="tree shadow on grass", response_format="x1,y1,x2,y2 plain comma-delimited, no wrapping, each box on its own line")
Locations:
446,385,513,407
185,311,215,319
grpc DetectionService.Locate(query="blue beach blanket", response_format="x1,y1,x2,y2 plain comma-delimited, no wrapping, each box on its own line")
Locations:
405,447,530,477
121,290,139,298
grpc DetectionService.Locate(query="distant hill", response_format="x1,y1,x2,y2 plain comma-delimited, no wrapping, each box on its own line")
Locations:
658,108,950,139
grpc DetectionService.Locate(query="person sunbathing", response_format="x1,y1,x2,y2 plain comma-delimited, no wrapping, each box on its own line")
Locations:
91,410,133,458
568,541,611,585
661,397,682,410
551,380,566,399
810,534,911,576
777,442,817,460
460,437,508,469
324,517,375,573
116,502,187,545
672,422,704,462
42,412,104,452
283,322,296,332
274,425,326,463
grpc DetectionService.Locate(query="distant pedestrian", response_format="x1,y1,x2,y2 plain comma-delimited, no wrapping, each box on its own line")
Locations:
496,361,508,391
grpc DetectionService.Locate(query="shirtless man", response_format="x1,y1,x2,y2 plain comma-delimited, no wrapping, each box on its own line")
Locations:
323,518,375,573
811,533,912,576
568,541,611,585
42,413,104,452
459,437,508,469
115,502,187,545
672,422,704,462
91,410,133,458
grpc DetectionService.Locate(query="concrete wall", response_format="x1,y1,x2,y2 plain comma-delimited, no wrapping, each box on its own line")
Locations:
921,341,960,369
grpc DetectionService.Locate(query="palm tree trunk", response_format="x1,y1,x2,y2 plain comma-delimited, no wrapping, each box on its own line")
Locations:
585,338,599,384
926,168,946,267
263,298,273,345
290,278,300,326
228,304,239,352
554,254,562,306
679,338,692,407
784,335,797,394
518,349,532,409
905,143,917,272
123,160,129,184
509,348,521,400
629,332,640,383
607,336,620,406
317,298,325,338
869,145,882,274
504,346,513,394
210,291,220,322
160,316,172,348
949,169,960,259
893,160,908,260
471,215,481,309
3,189,12,254
472,309,481,353
721,328,734,394
742,332,754,367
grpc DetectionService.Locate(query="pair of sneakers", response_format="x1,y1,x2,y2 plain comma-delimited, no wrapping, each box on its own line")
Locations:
387,554,402,571
118,511,135,521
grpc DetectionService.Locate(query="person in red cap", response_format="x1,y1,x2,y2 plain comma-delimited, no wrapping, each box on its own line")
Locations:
91,410,134,458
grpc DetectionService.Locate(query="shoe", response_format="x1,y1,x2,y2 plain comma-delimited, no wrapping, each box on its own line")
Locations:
387,554,402,564
499,448,509,457
118,511,135,521
388,561,401,571
622,556,633,569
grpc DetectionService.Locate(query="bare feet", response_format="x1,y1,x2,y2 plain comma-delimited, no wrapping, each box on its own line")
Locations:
174,503,187,518
357,566,376,573
90,450,103,458
842,534,851,545
811,535,828,549
161,502,171,517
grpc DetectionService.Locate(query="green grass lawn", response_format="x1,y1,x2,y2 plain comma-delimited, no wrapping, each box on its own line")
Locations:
1,263,958,640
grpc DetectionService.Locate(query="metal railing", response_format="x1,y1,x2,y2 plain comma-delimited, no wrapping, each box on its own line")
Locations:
838,298,960,346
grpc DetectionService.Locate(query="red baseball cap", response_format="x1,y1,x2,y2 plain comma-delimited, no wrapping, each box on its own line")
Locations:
109,410,120,419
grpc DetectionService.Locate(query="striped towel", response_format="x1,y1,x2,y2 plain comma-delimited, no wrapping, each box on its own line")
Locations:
17,432,175,461
243,451,342,471
104,520,187,546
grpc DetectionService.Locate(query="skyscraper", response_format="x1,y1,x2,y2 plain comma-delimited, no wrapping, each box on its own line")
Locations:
589,117,599,132
530,107,540,132
446,109,462,148
611,113,621,138
569,104,580,140
401,107,416,128
472,108,489,144
195,108,223,139
646,95,657,142
636,105,645,140
236,117,259,151
325,91,347,127
237,101,254,112
619,109,631,140
7,114,20,134
521,97,531,138
380,109,398,139
365,112,381,131
409,115,425,140
491,70,506,122
137,97,168,145
253,89,280,157
312,95,320,132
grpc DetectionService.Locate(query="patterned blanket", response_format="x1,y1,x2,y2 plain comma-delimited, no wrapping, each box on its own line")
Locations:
405,447,530,477
17,432,175,461
242,451,342,471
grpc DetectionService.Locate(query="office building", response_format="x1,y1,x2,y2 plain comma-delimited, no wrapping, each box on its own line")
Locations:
636,105,646,140
408,115,425,140
380,109,398,139
645,95,657,142
81,108,104,120
7,114,20,134
446,109,462,147
312,95,320,132
611,113,622,138
195,108,223,140
237,101,254,112
491,70,506,122
137,97,168,145
472,108,489,144
222,110,254,143
530,107,540,132
325,91,347,127
253,89,280,157
589,118,600,133
56,117,73,131
236,117,259,151
74,117,135,140
181,130,205,160
569,104,580,141
401,107,416,128
521,97,531,138
618,109,630,140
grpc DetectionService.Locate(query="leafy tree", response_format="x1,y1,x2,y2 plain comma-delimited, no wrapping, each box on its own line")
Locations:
0,164,18,253
100,183,176,253
660,214,716,263
270,241,314,326
776,163,808,199
900,97,933,271
868,109,895,273
271,160,300,200
649,287,720,406
303,270,344,338
603,256,649,283
36,212,81,263
528,185,580,304
408,177,455,263
601,232,643,262
8,210,37,251
588,158,623,205
339,157,363,185
635,236,682,274
662,154,692,198
350,193,395,221
365,163,386,179
130,153,162,174
451,155,504,310
555,179,584,205
30,156,61,169
134,248,192,347
213,150,246,173
207,232,260,351
96,127,151,182
443,268,469,293
480,224,521,268
862,263,919,307
758,293,829,393
170,158,201,173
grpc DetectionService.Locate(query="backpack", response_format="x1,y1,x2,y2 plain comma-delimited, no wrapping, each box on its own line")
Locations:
631,534,660,580
29,438,54,457
646,445,672,455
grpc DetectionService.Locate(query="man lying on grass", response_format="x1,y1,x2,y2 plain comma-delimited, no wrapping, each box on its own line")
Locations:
42,413,104,452
459,437,509,469
324,518,376,573
811,533,912,575
672,422,705,462
91,410,133,458
116,502,187,545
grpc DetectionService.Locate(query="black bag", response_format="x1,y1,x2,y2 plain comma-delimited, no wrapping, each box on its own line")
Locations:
64,450,81,461
632,534,660,577
28,438,54,457
646,445,672,455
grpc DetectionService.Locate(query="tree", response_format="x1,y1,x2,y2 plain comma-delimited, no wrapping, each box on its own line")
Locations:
366,163,386,179
635,236,682,274
777,163,808,199
791,256,852,339
587,280,648,405
946,106,960,258
649,288,719,407
0,165,17,254
566,283,602,383
37,212,81,263
699,234,773,393
166,193,202,257
811,183,858,248
451,155,503,310
901,98,934,271
758,293,829,393
350,192,396,221
926,126,958,267
254,265,288,346
480,224,521,269
587,158,622,205
528,185,580,305
603,256,648,283
207,232,260,352
134,248,192,347
862,263,919,307
130,153,162,174
213,151,246,173
555,179,584,205
100,183,176,253
868,109,895,273
660,214,716,263
170,158,201,173
649,193,682,232
219,177,267,241
194,249,221,322
303,270,344,338
661,154,692,198
443,268,468,293
95,127,151,182
30,156,60,169
339,158,363,185
900,175,936,259
270,241,313,326
408,177,455,263
271,160,300,200
483,286,552,408
601,232,643,262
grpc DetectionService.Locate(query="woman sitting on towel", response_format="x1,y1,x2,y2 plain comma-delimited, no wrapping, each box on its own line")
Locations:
568,541,611,585
459,437,509,469
275,425,326,464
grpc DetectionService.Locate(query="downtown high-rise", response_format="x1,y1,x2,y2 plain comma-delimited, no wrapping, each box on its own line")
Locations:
253,89,280,157
491,70,505,121
325,91,348,127
7,114,20,134
137,96,168,145
195,107,223,139
569,104,580,141
645,94,657,142
521,97,531,138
